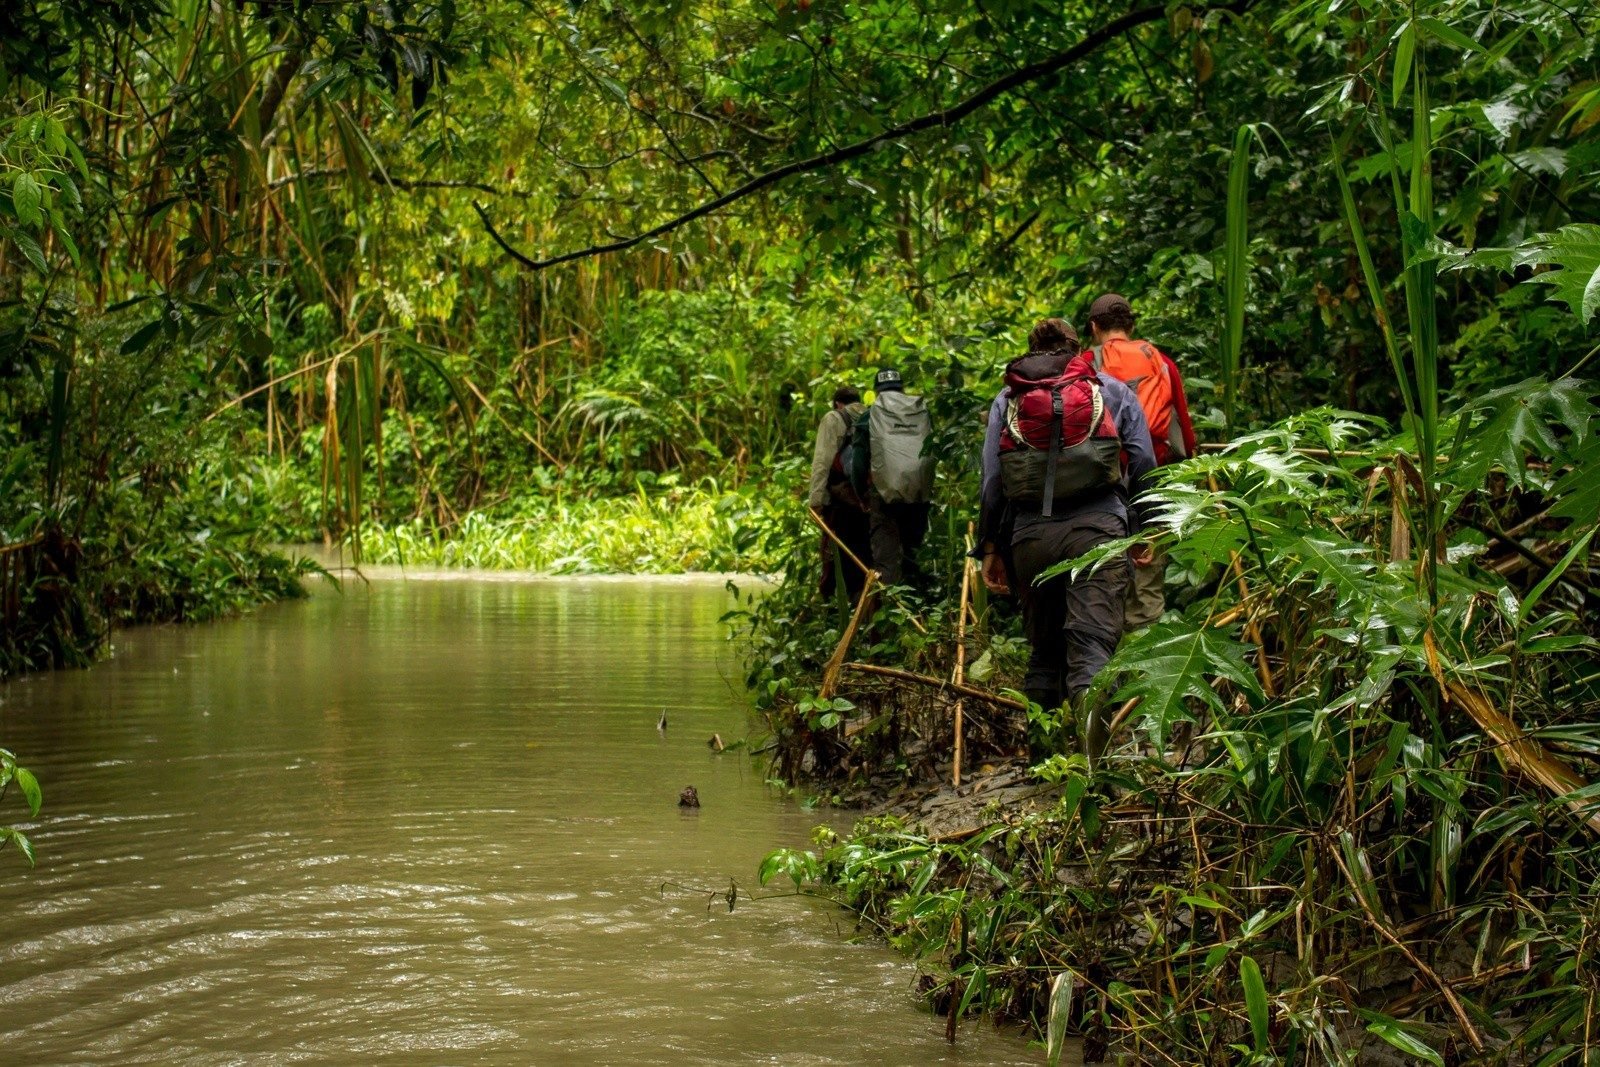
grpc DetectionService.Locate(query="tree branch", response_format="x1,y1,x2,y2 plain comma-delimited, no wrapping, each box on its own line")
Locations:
270,167,527,198
478,1,1250,272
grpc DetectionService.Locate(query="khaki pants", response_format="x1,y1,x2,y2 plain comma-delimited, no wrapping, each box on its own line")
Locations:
1123,544,1168,630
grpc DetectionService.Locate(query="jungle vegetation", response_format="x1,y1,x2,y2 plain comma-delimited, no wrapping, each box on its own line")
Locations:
2,0,1599,1061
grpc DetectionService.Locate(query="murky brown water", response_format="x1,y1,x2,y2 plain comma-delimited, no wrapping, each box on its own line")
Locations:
0,573,1038,1064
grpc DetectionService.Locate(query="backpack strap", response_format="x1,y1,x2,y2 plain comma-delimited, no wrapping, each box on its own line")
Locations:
1041,385,1064,518
1090,345,1104,373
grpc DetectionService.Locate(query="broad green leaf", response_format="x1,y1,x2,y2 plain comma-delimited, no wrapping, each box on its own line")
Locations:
1391,22,1414,110
1239,956,1270,1054
11,229,46,272
121,319,165,356
1417,17,1485,55
1520,527,1596,626
1449,377,1596,505
1361,1011,1444,1066
1529,224,1600,324
1279,536,1378,610
1103,623,1262,748
14,767,40,817
12,171,41,227
1549,434,1600,523
0,827,34,867
1509,147,1568,178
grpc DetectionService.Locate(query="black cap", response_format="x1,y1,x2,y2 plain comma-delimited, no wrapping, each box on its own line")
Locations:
1088,293,1132,321
874,369,904,392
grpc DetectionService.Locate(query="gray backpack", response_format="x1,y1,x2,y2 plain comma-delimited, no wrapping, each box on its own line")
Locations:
865,390,935,504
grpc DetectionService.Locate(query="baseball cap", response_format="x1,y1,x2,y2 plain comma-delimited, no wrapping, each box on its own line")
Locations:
1088,293,1133,321
874,369,904,392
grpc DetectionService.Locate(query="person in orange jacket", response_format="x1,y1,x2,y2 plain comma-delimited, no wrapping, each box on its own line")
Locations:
1085,293,1198,630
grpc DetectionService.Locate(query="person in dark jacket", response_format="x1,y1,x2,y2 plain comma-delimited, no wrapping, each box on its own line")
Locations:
807,385,870,601
977,318,1157,762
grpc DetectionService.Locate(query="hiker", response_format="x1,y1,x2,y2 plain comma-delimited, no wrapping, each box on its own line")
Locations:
853,369,935,586
807,385,871,601
977,318,1156,761
1086,293,1197,629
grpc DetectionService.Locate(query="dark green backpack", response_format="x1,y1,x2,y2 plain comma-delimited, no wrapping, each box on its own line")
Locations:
844,409,872,499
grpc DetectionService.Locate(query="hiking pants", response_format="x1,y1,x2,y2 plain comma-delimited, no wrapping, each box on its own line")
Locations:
1011,512,1130,710
1124,543,1168,630
819,500,872,602
868,492,929,586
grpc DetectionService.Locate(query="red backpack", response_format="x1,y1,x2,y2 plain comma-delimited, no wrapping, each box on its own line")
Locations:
998,349,1123,515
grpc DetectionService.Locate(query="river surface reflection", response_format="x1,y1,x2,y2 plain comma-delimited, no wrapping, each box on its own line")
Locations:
0,573,1038,1064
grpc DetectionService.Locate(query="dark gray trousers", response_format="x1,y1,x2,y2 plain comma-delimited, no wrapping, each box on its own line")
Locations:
1011,512,1130,710
867,492,929,586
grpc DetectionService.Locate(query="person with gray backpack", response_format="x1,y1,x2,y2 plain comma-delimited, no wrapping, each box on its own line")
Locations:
846,369,935,586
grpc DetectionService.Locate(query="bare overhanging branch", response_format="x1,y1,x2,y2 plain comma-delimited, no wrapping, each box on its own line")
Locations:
270,167,528,198
476,0,1255,272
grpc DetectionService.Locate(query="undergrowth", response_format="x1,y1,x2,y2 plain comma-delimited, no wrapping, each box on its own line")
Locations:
755,400,1600,1064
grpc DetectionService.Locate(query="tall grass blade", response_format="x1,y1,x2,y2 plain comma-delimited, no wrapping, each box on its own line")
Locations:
1220,125,1251,439
1329,129,1417,426
1045,970,1074,1066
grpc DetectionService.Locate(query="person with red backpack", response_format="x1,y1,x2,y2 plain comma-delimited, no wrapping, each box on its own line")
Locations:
807,385,871,601
976,318,1157,761
1087,293,1197,630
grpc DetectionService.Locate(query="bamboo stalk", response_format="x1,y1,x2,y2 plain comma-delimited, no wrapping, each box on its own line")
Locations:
1329,845,1485,1053
806,506,873,584
1229,556,1277,697
0,535,44,558
805,506,927,635
820,575,876,700
842,662,1026,711
952,531,975,787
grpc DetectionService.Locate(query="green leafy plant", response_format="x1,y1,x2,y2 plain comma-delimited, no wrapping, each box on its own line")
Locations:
0,748,41,866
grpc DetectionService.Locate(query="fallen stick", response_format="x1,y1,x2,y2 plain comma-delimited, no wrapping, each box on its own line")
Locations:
820,576,876,700
842,662,1026,711
1446,679,1600,836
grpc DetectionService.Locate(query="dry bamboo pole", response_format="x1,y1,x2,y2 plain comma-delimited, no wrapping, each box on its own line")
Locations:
820,574,876,700
952,539,974,787
804,507,927,635
1229,557,1277,697
1328,845,1486,1053
806,506,872,584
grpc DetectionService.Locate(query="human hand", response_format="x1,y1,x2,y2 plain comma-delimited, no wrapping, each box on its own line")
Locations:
981,551,1010,595
1129,542,1156,568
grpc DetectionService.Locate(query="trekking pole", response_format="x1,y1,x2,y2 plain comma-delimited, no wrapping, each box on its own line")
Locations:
952,524,975,787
